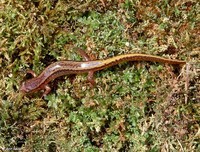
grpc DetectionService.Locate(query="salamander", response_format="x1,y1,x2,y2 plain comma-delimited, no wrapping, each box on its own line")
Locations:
20,53,185,97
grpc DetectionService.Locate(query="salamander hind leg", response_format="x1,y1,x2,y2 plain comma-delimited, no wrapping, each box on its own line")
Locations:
77,49,93,61
77,49,96,87
87,71,96,87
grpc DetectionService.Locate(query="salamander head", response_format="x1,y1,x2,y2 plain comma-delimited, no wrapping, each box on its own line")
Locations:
19,81,32,94
19,81,28,93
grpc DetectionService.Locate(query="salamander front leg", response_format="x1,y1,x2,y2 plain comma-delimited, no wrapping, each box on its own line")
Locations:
27,70,37,77
42,85,51,98
26,70,51,98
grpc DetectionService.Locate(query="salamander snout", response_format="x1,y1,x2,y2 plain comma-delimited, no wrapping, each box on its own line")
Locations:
19,82,29,93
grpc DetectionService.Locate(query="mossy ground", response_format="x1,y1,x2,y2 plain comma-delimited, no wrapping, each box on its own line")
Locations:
0,0,199,151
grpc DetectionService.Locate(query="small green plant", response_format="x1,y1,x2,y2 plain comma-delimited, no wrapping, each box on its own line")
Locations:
0,0,199,151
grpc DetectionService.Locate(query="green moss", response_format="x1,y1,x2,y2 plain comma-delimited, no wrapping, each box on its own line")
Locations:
0,0,199,151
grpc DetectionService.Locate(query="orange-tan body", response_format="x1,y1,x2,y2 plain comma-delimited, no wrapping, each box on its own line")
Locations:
20,54,185,96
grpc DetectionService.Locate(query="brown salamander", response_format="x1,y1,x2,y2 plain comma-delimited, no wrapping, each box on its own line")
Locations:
20,53,185,97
